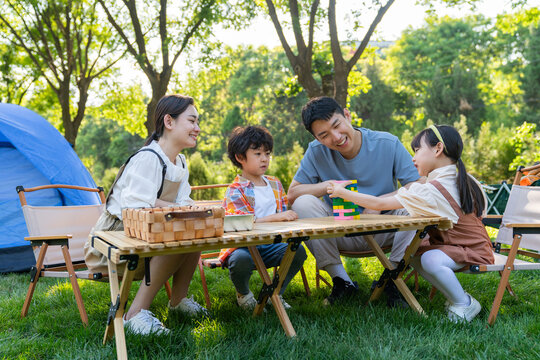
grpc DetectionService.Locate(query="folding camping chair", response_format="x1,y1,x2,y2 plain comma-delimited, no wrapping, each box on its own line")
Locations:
477,163,540,325
18,184,106,325
18,184,172,325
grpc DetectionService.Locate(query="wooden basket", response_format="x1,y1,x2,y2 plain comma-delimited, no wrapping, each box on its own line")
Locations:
122,206,225,243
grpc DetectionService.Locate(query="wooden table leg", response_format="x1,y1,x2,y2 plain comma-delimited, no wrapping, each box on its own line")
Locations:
103,259,136,360
364,234,395,302
248,244,297,338
366,230,427,315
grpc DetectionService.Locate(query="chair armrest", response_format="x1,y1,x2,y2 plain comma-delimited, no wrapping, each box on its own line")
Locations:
482,215,502,227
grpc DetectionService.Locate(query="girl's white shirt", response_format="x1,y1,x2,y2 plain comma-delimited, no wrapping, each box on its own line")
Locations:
395,164,486,224
107,140,193,219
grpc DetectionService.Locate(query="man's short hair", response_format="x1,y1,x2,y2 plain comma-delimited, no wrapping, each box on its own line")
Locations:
301,96,345,135
227,125,273,169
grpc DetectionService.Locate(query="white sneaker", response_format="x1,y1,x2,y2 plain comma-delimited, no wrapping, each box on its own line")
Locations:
237,291,258,310
169,296,209,317
268,295,292,310
123,309,170,335
447,293,481,322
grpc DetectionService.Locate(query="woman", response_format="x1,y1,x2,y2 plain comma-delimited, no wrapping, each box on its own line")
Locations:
84,94,207,335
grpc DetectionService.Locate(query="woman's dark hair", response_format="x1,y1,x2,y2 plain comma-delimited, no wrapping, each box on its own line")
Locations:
227,126,273,169
144,94,195,145
301,96,345,135
411,124,485,216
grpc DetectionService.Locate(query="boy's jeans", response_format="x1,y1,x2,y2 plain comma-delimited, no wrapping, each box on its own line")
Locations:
226,243,307,296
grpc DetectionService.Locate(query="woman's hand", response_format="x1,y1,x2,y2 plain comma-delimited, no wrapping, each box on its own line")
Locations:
327,180,353,198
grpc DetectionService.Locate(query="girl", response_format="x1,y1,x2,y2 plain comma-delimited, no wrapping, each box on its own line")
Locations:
327,125,494,322
84,94,207,335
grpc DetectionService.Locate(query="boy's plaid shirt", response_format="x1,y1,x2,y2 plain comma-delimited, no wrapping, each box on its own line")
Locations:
218,174,288,263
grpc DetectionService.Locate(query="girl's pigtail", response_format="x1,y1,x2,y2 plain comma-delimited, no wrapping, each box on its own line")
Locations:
457,158,484,217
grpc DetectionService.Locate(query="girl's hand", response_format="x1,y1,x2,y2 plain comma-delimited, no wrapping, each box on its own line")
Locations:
327,180,352,198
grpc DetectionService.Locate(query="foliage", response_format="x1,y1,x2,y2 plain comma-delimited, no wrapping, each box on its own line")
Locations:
0,0,123,146
97,0,254,135
521,23,540,124
76,117,144,192
387,15,490,134
268,141,305,191
508,122,540,170
262,0,394,106
180,45,312,162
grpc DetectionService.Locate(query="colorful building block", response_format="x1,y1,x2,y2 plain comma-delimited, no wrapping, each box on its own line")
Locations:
332,180,360,220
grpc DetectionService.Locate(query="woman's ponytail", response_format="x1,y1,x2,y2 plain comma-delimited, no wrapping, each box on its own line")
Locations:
144,131,160,146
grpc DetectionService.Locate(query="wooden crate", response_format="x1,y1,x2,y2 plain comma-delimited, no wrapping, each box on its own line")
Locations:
122,206,224,243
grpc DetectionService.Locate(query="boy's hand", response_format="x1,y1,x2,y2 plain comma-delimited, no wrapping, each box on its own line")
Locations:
327,180,352,198
278,210,298,221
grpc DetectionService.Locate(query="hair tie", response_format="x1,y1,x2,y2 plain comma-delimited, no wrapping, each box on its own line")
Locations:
429,125,447,152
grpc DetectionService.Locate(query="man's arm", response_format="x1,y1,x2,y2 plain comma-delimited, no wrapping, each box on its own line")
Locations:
287,179,332,206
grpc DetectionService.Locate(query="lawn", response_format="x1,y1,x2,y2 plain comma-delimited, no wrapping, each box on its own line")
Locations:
1,253,538,360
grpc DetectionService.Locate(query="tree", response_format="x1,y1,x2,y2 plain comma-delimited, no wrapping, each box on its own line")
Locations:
98,0,238,135
0,0,123,146
349,59,399,133
0,43,38,105
522,24,540,124
387,15,490,132
181,45,311,161
264,0,394,106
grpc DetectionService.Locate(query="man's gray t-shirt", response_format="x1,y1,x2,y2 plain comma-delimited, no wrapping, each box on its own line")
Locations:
293,127,420,209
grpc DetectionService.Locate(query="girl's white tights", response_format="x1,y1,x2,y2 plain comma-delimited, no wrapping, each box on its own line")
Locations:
410,249,470,306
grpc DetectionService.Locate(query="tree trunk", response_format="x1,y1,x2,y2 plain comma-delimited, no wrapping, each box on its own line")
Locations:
333,71,349,107
145,75,171,136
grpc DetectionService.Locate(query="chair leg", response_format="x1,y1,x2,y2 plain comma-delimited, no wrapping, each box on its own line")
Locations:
164,280,172,300
404,269,420,292
198,258,211,309
61,245,88,326
488,234,522,326
429,286,438,301
315,265,331,289
21,243,48,318
300,267,311,297
499,271,516,297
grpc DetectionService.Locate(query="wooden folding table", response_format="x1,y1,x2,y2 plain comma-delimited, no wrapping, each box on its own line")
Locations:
91,214,451,359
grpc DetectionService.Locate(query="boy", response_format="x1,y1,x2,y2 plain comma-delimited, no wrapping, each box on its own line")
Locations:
221,125,307,310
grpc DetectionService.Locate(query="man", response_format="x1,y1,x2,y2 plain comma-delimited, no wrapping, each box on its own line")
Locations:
288,96,420,306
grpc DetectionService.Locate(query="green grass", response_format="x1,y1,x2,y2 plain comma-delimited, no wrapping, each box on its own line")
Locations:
1,253,539,360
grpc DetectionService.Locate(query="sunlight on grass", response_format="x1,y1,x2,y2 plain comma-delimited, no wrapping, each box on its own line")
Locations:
44,280,73,297
191,319,227,347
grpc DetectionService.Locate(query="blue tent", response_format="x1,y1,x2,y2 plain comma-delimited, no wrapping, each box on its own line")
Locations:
0,103,100,273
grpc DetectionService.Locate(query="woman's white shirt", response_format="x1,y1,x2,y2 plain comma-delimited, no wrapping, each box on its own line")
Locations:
107,141,193,219
395,164,486,224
